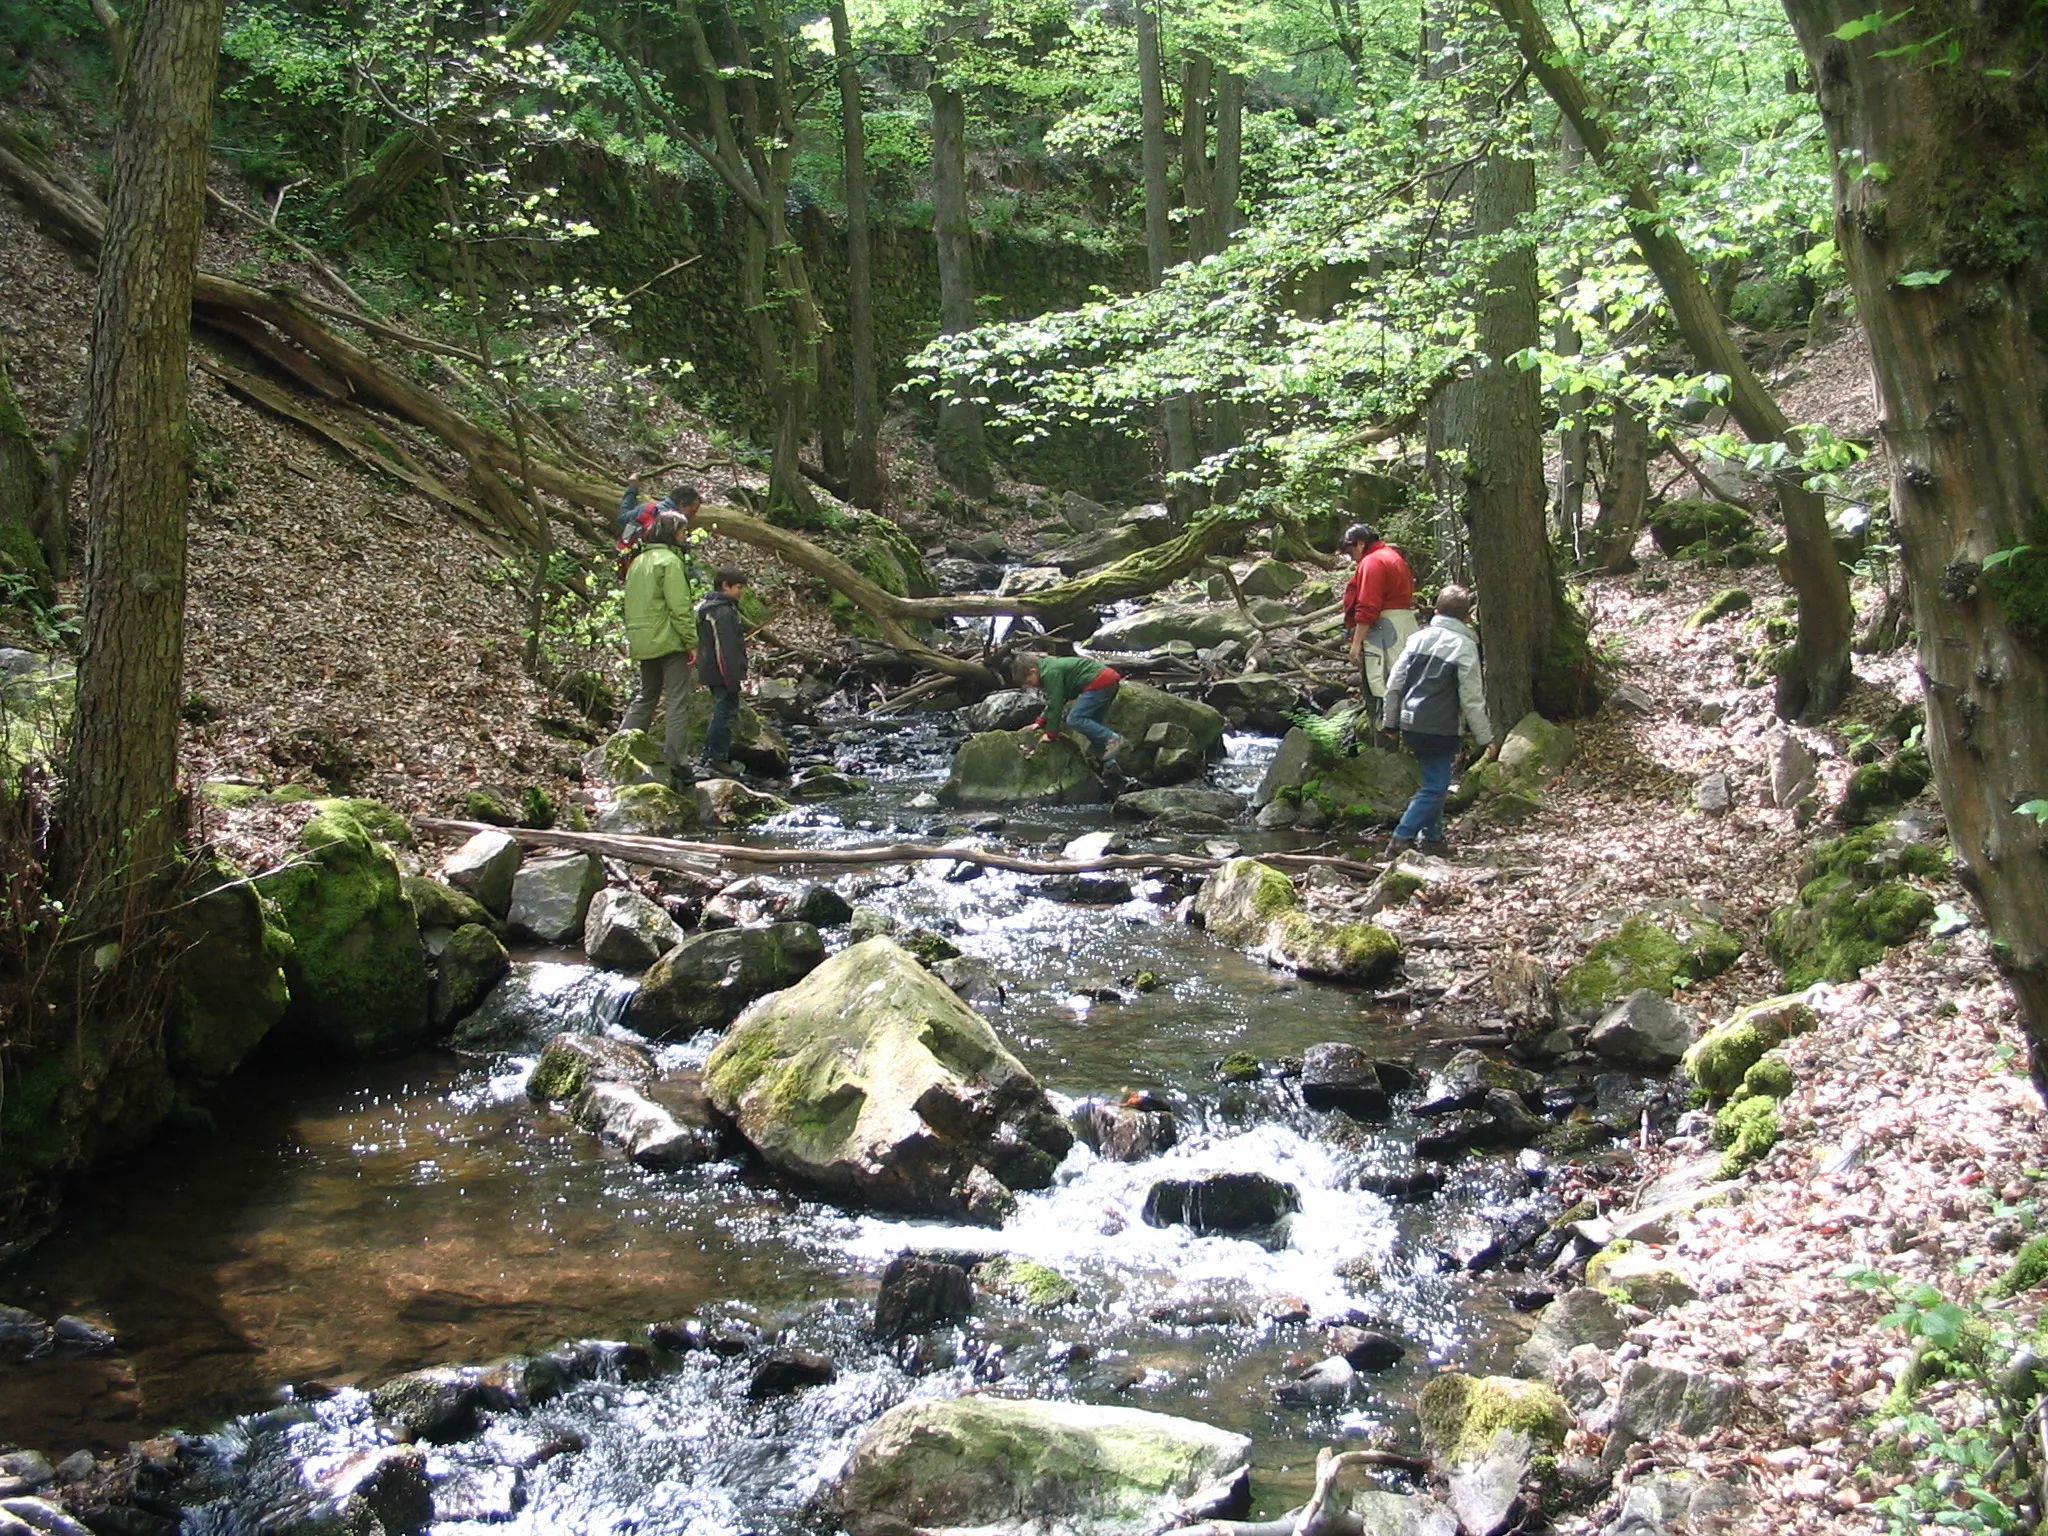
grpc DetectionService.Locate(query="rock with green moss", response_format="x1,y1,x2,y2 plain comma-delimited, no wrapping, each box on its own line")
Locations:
1253,728,1417,817
463,788,522,827
431,923,508,1030
1556,905,1744,1019
1685,588,1753,628
1089,600,1256,652
975,1256,1079,1309
1587,1244,1699,1311
1448,712,1577,825
404,875,492,931
1711,1093,1780,1176
693,778,788,827
1196,859,1302,946
1742,1054,1795,1099
201,780,270,809
1219,1051,1263,1082
1113,785,1243,821
526,1031,654,1102
307,797,412,846
599,729,671,788
940,730,1106,808
704,938,1074,1222
631,922,825,1038
170,857,294,1082
1836,749,1932,826
259,808,431,1058
1990,1235,2048,1299
1766,822,1943,988
836,1396,1250,1536
1417,1373,1569,1467
1681,995,1818,1097
1102,679,1229,756
1649,499,1756,556
675,690,790,777
1194,857,1402,985
599,781,703,837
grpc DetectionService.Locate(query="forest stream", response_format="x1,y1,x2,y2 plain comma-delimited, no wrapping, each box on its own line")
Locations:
0,719,1612,1532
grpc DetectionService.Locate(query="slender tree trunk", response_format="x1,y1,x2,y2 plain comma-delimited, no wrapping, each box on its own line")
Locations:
1179,52,1216,260
1780,0,2048,1073
0,336,53,599
1588,400,1651,570
1135,0,1195,491
830,0,882,508
1489,0,1854,719
1551,125,1588,560
62,0,226,904
1206,70,1246,500
928,64,991,499
1463,127,1551,732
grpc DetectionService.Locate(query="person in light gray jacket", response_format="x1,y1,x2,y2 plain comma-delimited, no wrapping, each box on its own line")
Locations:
1379,585,1499,854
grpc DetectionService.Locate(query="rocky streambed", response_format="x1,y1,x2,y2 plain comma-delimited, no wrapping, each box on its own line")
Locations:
0,708,1746,1536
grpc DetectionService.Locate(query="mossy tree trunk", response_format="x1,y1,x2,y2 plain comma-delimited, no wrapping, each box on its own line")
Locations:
830,0,883,510
61,0,225,906
1463,83,1557,732
1781,0,2048,1074
1136,0,1196,494
929,31,991,501
1491,0,1855,721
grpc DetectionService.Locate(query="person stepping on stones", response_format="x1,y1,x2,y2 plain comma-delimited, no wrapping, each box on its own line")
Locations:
1015,653,1127,768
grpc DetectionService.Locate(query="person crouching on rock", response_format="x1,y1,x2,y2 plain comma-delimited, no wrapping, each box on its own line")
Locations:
621,511,700,789
1379,584,1498,857
695,567,751,777
1015,653,1128,767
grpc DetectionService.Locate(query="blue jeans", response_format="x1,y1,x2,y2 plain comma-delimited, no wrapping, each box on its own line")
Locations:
1393,751,1455,842
701,684,741,766
1065,682,1119,751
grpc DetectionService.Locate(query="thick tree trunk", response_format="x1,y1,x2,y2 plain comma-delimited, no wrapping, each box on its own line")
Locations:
1781,0,2048,1071
830,0,883,509
1135,0,1195,489
0,336,52,599
62,0,226,904
335,0,580,229
1588,400,1651,570
1490,0,1854,719
1463,139,1551,732
928,70,991,499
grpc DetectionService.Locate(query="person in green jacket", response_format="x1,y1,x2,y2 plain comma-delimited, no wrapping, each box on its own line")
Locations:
1016,653,1128,764
621,512,700,785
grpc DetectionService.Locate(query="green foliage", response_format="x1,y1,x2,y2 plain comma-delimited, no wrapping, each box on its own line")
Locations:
1981,541,2047,646
1288,700,1366,754
1839,1265,2048,1533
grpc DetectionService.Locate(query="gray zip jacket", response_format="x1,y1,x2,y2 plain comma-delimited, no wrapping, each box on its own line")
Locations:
1381,616,1493,743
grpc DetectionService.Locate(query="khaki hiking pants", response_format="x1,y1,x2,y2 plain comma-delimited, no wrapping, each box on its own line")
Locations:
1358,608,1419,701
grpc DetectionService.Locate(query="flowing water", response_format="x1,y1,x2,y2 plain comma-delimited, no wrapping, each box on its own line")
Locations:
0,719,1569,1529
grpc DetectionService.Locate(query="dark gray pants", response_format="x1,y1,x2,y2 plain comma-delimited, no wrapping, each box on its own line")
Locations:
621,651,695,777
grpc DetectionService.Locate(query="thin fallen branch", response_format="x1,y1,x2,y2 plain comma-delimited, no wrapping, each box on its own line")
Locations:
413,819,1388,883
1182,1449,1429,1536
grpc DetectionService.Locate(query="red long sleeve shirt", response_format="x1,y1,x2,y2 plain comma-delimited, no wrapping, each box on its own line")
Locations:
1341,541,1416,630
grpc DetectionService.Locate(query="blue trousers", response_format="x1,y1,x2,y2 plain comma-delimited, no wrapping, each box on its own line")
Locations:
701,684,741,765
1393,751,1455,842
1065,682,1120,750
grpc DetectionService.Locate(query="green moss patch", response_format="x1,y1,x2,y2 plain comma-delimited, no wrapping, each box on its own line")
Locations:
1557,911,1743,1015
1682,995,1817,1097
1712,1093,1781,1176
975,1256,1078,1309
1649,499,1757,556
1837,749,1932,826
1685,587,1753,627
1766,824,1944,987
1417,1373,1569,1465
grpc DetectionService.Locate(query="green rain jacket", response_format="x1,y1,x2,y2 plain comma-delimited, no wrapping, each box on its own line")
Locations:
1036,655,1114,731
623,543,697,660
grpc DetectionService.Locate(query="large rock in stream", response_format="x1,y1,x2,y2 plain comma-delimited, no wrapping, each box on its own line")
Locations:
940,730,1106,808
703,938,1075,1224
1194,858,1401,984
170,856,294,1082
258,807,431,1058
836,1396,1251,1536
629,923,825,1038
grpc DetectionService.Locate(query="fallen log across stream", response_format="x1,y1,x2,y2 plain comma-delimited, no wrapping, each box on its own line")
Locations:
414,818,1390,883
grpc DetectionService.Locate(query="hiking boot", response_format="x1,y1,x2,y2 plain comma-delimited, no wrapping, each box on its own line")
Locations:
665,762,697,789
1418,837,1453,857
1385,836,1417,859
1100,733,1130,763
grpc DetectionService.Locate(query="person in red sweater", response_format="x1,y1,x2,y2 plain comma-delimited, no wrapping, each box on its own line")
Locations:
1340,522,1418,704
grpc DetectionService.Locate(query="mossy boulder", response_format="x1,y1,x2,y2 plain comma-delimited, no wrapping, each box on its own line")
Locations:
1102,679,1229,756
1194,858,1401,984
403,875,492,931
940,730,1106,807
170,857,294,1082
259,808,431,1058
430,923,508,1030
1587,1244,1699,1311
830,511,938,638
694,778,789,827
1685,588,1752,628
1417,1373,1569,1466
1836,748,1932,827
599,781,703,837
1766,822,1943,988
463,788,521,827
1449,711,1576,824
1649,499,1757,556
676,689,790,776
631,923,825,1038
1711,1093,1781,1176
1556,906,1744,1019
1681,995,1818,1098
599,729,670,787
1089,601,1257,652
703,938,1074,1222
1254,728,1418,817
975,1256,1079,1310
525,1032,654,1103
836,1397,1251,1535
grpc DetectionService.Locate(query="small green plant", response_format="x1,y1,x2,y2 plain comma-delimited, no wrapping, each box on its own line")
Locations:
0,572,81,648
1839,1264,2048,1532
1288,701,1367,754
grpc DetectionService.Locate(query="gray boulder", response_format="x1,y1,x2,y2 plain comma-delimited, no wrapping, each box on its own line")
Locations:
1142,1172,1300,1236
836,1397,1249,1536
598,782,702,836
1236,559,1303,599
1768,729,1817,808
1071,1100,1178,1161
526,1032,653,1101
449,962,635,1052
630,923,825,1039
1588,989,1698,1069
582,888,685,973
1693,770,1733,818
429,923,509,1030
1419,1048,1542,1115
1204,673,1300,734
573,1080,720,1170
1299,1043,1394,1120
507,853,603,944
1115,786,1243,822
1090,601,1258,652
962,689,1046,734
940,730,1106,808
1514,1288,1625,1381
703,938,1074,1222
1602,1359,1741,1470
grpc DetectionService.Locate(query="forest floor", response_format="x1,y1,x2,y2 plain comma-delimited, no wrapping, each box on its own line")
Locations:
2,119,2037,1532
